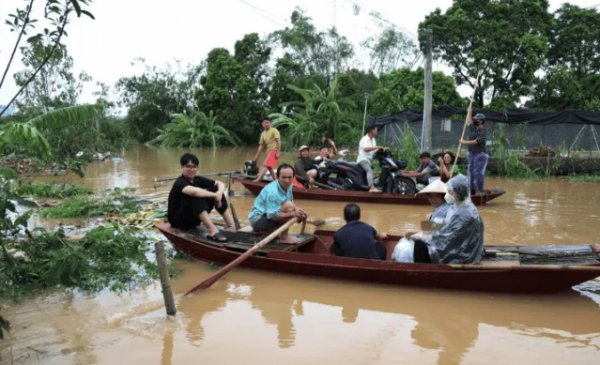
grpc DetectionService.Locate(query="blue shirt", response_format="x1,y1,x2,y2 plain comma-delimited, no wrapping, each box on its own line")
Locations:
249,181,294,223
333,221,380,260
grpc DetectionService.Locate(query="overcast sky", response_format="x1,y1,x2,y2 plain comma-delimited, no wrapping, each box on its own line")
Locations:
1,0,598,110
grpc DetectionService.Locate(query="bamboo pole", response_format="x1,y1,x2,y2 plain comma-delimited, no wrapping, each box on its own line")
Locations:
450,71,482,179
155,241,176,315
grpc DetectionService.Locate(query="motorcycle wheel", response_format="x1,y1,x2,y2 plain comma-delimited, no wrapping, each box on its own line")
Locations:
395,176,416,194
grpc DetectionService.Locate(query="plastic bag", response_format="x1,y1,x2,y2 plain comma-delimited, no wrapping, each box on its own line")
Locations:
392,237,414,263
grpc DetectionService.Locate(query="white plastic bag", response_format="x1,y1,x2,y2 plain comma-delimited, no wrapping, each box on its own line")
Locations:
392,237,415,263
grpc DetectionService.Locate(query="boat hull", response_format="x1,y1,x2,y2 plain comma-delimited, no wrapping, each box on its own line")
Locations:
233,177,505,205
157,224,600,294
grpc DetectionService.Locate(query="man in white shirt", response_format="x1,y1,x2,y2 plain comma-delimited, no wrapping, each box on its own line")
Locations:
357,125,385,193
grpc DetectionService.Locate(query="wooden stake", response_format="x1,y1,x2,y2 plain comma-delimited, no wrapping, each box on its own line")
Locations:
155,241,176,315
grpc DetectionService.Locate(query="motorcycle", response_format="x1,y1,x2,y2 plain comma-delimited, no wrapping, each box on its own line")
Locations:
319,148,417,194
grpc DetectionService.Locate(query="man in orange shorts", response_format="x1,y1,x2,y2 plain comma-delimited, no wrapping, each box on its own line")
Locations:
253,117,281,182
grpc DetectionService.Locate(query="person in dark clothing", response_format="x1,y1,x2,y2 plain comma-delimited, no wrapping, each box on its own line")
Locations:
294,145,319,185
401,152,440,186
167,153,236,242
460,113,489,194
333,203,388,260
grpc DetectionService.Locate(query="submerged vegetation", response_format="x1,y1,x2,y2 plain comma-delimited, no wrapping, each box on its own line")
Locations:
0,225,160,299
40,196,140,218
15,181,95,198
568,173,600,183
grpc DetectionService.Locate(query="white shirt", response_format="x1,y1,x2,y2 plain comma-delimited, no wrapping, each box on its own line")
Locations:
357,134,376,163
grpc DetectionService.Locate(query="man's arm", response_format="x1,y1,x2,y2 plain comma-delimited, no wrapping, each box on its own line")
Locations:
363,146,383,152
213,181,226,207
275,138,281,159
295,159,307,179
329,139,338,158
182,186,217,199
253,145,264,161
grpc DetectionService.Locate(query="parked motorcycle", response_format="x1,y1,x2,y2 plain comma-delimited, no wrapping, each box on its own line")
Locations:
319,148,417,194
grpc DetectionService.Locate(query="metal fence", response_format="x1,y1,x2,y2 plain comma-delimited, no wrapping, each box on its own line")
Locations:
380,119,600,157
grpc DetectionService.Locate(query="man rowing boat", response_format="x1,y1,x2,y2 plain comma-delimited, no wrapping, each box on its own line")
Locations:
248,163,309,244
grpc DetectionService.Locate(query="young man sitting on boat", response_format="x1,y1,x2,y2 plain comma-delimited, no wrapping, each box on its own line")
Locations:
404,174,484,264
401,152,440,189
333,203,388,260
248,163,308,244
167,153,237,242
294,146,319,186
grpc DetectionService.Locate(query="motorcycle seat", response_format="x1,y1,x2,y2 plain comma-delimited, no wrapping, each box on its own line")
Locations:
337,161,361,169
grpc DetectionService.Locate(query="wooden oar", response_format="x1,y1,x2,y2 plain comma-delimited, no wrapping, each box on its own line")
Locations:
450,71,482,179
185,217,300,294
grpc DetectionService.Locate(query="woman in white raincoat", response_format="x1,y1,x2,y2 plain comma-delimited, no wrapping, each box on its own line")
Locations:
400,174,484,264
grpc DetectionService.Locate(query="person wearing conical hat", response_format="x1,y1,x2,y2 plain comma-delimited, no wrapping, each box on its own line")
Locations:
417,179,451,225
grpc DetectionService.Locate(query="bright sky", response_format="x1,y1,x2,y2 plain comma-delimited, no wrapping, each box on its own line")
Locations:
1,0,598,111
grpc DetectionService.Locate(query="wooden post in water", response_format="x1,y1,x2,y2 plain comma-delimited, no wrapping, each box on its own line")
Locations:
155,241,176,315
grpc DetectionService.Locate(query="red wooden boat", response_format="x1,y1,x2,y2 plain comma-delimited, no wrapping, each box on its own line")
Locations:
233,176,506,205
156,223,600,294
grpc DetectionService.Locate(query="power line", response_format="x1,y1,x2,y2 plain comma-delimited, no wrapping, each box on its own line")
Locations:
234,0,290,27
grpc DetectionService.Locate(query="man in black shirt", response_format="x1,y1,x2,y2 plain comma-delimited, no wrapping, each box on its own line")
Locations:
333,204,388,260
167,153,236,242
460,113,489,194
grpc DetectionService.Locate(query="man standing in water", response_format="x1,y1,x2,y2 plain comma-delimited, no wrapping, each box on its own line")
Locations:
253,117,281,182
357,125,384,193
167,153,237,242
249,164,308,244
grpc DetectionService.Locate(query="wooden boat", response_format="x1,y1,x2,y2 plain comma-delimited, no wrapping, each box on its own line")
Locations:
233,176,506,206
156,223,600,294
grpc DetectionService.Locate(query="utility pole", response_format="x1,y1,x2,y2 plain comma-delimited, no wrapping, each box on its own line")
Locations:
421,29,433,152
362,93,371,135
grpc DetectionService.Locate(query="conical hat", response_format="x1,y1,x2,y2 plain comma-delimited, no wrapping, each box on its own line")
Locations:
417,179,447,195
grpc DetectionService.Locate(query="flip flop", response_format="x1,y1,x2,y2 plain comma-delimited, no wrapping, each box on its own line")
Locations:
207,231,228,242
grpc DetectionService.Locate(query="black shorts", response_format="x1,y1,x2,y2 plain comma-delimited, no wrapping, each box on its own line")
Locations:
169,194,228,230
251,215,282,231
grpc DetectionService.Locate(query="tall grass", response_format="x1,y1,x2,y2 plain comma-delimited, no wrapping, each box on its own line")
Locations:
491,124,538,178
395,125,421,170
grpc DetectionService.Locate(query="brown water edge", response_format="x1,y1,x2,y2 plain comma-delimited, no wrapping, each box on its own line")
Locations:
2,145,598,364
1,260,600,365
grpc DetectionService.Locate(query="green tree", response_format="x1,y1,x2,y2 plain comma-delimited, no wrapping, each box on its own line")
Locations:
0,104,103,159
271,75,356,146
527,66,600,111
419,0,552,107
370,67,463,115
195,48,265,144
152,111,238,148
13,39,91,115
548,4,600,80
1,0,95,117
117,59,203,142
270,8,354,84
362,27,417,75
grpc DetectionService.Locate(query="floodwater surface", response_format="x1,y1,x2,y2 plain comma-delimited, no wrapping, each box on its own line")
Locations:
2,146,600,364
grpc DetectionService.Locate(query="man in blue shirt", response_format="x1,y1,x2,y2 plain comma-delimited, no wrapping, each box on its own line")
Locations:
333,204,388,260
249,163,308,244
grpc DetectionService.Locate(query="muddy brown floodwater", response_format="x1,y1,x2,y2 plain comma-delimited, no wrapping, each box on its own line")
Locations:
2,146,600,364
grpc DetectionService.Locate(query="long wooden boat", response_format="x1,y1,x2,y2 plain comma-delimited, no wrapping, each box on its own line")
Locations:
233,176,506,205
156,223,600,294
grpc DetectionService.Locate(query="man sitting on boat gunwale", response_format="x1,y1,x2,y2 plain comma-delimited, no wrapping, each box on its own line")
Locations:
404,174,484,264
294,145,319,186
167,153,237,242
249,163,308,244
334,203,388,260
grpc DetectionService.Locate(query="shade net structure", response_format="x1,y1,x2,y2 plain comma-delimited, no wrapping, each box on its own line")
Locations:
371,106,600,157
